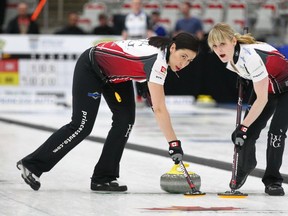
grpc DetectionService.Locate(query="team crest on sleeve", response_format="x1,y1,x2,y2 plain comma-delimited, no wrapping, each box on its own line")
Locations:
160,66,167,72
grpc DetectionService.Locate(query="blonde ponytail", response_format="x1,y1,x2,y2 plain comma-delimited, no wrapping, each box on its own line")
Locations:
234,32,256,44
208,23,257,50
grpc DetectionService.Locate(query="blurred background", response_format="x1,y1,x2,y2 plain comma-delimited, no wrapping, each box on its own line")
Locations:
1,0,288,106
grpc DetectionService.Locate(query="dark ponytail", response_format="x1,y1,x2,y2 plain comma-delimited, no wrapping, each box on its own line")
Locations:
148,36,172,50
148,32,200,54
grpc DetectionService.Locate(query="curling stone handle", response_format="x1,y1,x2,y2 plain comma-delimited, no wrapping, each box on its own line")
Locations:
168,163,189,175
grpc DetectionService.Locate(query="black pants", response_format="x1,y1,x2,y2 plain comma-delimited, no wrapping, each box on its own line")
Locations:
22,48,136,183
238,91,288,186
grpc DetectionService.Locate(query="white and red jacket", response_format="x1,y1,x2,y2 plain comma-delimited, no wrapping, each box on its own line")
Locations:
92,39,168,85
227,43,288,94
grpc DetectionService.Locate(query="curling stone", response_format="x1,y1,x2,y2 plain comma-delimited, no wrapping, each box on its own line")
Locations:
160,163,201,194
195,94,216,107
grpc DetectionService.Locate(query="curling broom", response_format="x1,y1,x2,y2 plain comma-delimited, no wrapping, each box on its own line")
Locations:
218,47,249,198
179,161,206,196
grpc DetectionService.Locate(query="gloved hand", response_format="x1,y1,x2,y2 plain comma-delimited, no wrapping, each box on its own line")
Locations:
237,77,250,89
137,81,150,99
231,124,248,146
137,81,153,107
168,140,183,164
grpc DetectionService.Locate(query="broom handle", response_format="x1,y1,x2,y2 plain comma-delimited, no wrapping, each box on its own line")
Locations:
230,26,249,192
179,161,198,192
230,77,244,191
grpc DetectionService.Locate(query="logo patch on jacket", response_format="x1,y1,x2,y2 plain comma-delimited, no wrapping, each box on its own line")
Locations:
161,66,166,72
88,92,101,100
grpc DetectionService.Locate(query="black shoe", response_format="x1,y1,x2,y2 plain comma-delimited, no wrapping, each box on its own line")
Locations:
91,180,128,192
16,160,41,191
229,169,249,190
265,183,285,196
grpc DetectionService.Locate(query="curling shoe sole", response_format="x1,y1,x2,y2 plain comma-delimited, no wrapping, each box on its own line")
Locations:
17,160,40,191
91,180,127,192
265,183,285,196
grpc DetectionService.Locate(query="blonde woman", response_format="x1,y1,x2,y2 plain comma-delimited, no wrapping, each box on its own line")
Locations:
208,23,288,196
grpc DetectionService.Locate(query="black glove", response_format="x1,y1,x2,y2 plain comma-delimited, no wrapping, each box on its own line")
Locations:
231,124,248,146
137,81,153,107
137,81,150,99
237,77,250,88
168,140,183,164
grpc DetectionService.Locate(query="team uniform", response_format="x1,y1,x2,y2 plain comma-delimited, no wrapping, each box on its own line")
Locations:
18,39,168,190
227,42,288,189
93,39,167,84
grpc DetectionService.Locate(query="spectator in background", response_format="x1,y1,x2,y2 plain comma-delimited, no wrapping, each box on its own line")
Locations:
150,10,167,37
122,0,153,39
54,12,86,35
5,2,40,34
0,0,7,33
91,13,115,35
111,14,126,35
121,0,154,105
174,1,204,40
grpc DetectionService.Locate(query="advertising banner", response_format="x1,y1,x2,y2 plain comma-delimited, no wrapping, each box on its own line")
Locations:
0,34,121,105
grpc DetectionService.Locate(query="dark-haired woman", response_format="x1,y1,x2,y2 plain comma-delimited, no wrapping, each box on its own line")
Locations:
17,33,200,192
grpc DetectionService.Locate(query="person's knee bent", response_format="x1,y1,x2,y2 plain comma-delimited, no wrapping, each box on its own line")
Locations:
267,130,286,149
69,111,95,139
112,108,135,125
111,110,135,137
